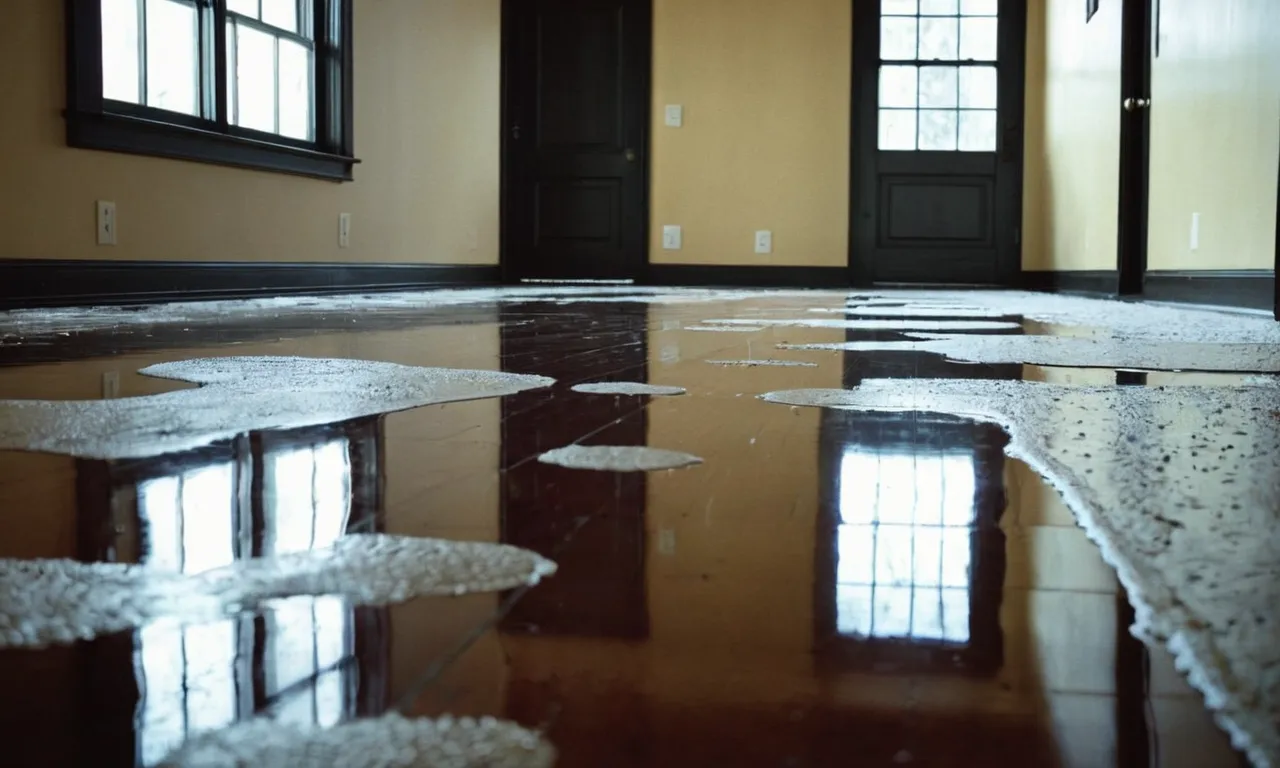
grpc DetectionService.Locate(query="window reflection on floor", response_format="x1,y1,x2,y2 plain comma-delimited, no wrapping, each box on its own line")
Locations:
835,448,976,644
133,435,357,764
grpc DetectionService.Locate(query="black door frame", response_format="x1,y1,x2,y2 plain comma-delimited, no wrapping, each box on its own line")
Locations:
1116,0,1154,296
848,0,1028,288
498,0,654,283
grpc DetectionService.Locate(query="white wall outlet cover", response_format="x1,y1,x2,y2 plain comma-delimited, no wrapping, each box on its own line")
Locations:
662,225,682,250
96,201,117,246
754,230,773,255
1190,212,1201,251
664,105,683,128
339,213,352,248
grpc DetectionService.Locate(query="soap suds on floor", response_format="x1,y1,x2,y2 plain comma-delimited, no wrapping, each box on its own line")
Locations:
701,318,1023,332
159,712,555,768
0,357,554,460
0,534,557,649
705,359,818,368
779,334,1280,373
571,382,687,397
760,379,1280,768
538,445,703,472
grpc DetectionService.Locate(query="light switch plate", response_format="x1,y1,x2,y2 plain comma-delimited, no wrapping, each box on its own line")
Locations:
662,225,682,250
1190,212,1200,251
754,230,773,255
339,213,351,248
664,105,683,128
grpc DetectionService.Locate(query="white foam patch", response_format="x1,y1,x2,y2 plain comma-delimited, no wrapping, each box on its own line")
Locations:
839,306,1014,319
780,335,1280,373
538,445,703,472
0,534,557,649
701,318,1023,332
0,357,554,460
761,380,1280,767
571,382,687,396
684,325,766,332
159,712,555,768
706,359,818,368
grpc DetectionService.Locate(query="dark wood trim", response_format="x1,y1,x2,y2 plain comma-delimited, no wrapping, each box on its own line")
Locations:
1275,103,1280,320
1020,270,1118,296
1117,0,1153,295
64,0,358,182
1142,270,1276,311
0,260,501,309
646,264,849,289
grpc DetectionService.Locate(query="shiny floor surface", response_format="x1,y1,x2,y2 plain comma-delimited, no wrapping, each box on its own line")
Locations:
0,288,1271,767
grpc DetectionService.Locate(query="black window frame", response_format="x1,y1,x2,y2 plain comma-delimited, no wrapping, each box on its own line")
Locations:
65,0,358,182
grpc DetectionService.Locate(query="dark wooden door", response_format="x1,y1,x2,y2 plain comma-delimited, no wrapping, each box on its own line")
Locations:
851,0,1026,286
502,0,652,281
1117,0,1154,295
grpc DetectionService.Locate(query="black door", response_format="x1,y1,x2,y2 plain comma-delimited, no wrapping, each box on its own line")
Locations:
501,0,652,281
1117,0,1154,295
851,0,1026,286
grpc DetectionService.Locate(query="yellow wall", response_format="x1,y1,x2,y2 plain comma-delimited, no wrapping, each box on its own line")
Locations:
648,0,851,268
1020,0,1122,271
1146,0,1280,271
0,0,500,265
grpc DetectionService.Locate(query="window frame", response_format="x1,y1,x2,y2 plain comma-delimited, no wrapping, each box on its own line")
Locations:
65,0,358,182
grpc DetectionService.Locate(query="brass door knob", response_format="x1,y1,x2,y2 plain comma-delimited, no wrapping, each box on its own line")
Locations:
624,148,637,162
1123,97,1151,112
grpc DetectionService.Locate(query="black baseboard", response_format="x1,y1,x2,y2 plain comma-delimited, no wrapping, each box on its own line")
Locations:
645,264,849,289
1019,270,1118,296
0,259,501,310
1142,270,1275,312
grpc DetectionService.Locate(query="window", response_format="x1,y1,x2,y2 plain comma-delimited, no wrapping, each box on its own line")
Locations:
877,0,1000,152
67,0,357,181
834,447,976,643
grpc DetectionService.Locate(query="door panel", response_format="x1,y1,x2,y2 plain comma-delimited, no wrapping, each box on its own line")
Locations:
1118,0,1154,295
852,0,1025,286
504,0,651,281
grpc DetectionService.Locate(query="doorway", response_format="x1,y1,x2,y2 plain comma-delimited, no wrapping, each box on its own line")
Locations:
500,0,653,281
850,0,1027,286
1117,0,1154,295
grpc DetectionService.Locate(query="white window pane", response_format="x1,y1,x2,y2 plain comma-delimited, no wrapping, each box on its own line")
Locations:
882,0,918,13
879,66,918,109
959,110,998,151
839,450,879,523
940,526,972,587
912,588,945,639
101,0,141,103
312,443,351,543
873,586,913,637
314,596,349,668
278,39,313,140
266,447,317,553
180,465,235,574
836,524,876,585
918,66,958,108
912,455,945,525
918,17,959,60
919,109,958,150
940,454,977,524
911,525,946,586
920,0,959,14
269,598,318,694
262,0,298,32
315,669,345,728
139,623,186,766
275,689,316,726
878,109,917,150
940,587,970,642
960,17,998,60
876,454,917,524
874,525,915,587
880,17,918,60
235,23,277,133
139,476,181,570
183,620,239,733
959,66,998,108
836,584,873,636
145,0,199,115
961,0,999,15
227,0,259,17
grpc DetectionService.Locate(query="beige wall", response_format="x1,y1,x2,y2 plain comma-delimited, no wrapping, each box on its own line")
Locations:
648,0,851,267
0,0,500,265
1146,0,1280,271
1020,0,1122,271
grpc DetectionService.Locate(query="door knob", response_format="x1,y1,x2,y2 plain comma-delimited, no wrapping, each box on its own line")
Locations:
1123,97,1150,112
624,148,637,162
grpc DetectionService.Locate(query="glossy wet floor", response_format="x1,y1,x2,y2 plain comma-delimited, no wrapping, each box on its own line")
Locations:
0,289,1273,767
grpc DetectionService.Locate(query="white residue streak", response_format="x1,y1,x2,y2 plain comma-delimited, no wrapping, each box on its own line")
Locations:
684,325,766,332
538,445,703,472
702,318,1023,331
705,359,818,368
571,382,687,396
0,357,554,460
159,712,555,768
0,534,557,650
761,379,1280,768
780,334,1280,373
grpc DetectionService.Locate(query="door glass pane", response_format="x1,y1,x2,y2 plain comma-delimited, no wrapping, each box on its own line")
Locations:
879,109,917,150
235,23,277,133
262,0,298,32
101,0,141,103
145,0,198,115
882,0,918,13
959,66,997,108
879,66,918,108
918,66,958,108
919,0,958,13
918,109,958,150
227,0,258,16
880,17,918,59
278,38,313,140
958,110,997,151
918,17,959,60
959,17,998,60
960,0,998,15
